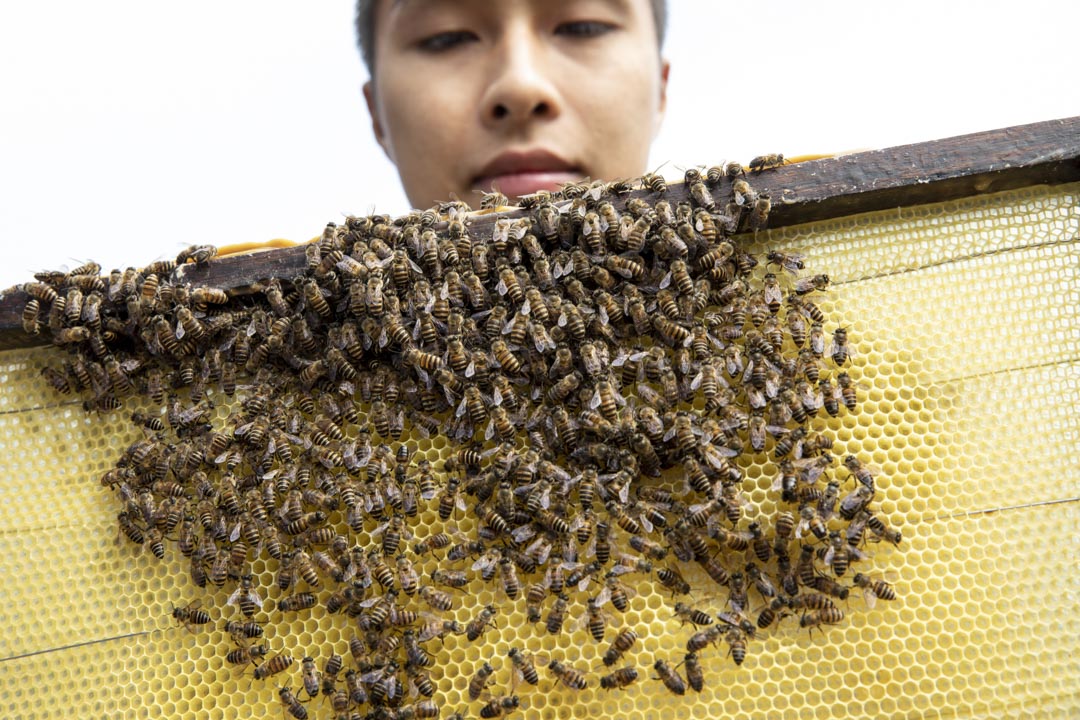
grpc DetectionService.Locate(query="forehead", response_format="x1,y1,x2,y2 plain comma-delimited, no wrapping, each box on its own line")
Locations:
381,0,643,26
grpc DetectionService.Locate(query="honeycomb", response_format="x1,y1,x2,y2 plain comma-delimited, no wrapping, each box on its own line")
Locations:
0,181,1078,719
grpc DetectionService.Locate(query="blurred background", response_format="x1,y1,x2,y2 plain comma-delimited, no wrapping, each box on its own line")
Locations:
1,0,1076,289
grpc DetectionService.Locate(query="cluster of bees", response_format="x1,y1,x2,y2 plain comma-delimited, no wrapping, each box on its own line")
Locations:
19,155,899,719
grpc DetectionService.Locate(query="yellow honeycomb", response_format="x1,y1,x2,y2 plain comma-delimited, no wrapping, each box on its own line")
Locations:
0,181,1078,719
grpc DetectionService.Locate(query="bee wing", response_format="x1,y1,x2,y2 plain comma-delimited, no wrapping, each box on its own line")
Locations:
861,587,878,609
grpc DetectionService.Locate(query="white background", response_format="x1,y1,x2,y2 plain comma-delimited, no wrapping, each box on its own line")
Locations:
1,0,1076,290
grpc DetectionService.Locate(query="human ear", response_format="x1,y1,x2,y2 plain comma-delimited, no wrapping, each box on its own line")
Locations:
363,80,394,162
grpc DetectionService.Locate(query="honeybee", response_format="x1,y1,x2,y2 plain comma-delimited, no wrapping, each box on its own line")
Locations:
297,656,322,700
839,485,875,521
602,628,639,666
794,274,830,295
732,179,756,207
654,659,687,695
545,593,570,635
276,687,308,720
479,695,520,719
225,619,264,642
836,371,860,411
507,647,544,687
852,573,896,607
657,565,692,595
867,513,903,545
749,193,772,231
641,172,667,194
597,572,636,612
172,600,211,632
402,630,432,668
226,574,264,618
278,592,317,613
799,607,845,633
548,659,588,689
724,627,748,665
466,604,499,642
600,666,639,690
225,642,269,667
252,654,294,681
176,244,217,265
749,153,785,172
468,661,496,700
843,455,877,490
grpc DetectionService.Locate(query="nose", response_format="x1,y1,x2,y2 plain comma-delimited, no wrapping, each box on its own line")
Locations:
479,28,560,129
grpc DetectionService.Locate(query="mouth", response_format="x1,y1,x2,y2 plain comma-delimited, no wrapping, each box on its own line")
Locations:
472,149,582,199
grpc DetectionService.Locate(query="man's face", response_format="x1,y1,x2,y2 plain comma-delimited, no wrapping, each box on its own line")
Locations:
365,0,669,209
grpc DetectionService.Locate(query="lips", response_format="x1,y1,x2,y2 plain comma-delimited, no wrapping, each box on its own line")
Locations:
473,150,582,198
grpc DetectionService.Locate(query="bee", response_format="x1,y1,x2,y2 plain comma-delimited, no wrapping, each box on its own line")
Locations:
629,534,668,560
496,554,521,600
749,153,785,172
403,630,432,668
867,513,903,545
479,696,520,719
226,574,264,618
839,485,875,521
724,627,748,665
602,628,639,666
732,179,756,207
685,623,723,653
746,562,777,598
548,659,588,690
172,601,211,632
600,666,639,691
598,572,636,613
296,656,322,700
225,620,264,642
747,191,773,231
795,274,830,295
480,189,510,209
687,180,717,212
396,554,420,596
507,647,543,687
225,643,269,667
466,604,499,642
657,565,692,595
654,659,687,696
752,595,784,630
415,584,453,614
799,607,845,633
545,593,570,635
843,455,877,490
176,244,217,265
808,576,850,601
641,172,667,194
836,371,859,410
468,661,496,700
796,505,828,541
278,592,317,613
418,617,464,643
252,654,294,681
697,555,730,588
853,573,896,607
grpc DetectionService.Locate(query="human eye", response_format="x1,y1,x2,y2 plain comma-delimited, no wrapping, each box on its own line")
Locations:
417,30,477,53
554,20,616,38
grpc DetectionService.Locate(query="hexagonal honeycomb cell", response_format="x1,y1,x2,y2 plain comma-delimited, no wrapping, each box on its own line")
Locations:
0,180,1078,720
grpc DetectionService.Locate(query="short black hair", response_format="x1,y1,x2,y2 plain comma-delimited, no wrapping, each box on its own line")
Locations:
354,0,668,76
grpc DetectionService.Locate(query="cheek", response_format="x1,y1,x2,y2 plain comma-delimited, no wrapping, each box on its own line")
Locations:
567,62,660,168
376,75,473,201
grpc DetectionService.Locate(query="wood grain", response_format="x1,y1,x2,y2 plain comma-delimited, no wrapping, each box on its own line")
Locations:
3,115,1078,350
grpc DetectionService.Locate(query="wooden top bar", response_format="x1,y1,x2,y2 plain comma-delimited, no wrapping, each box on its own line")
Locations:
2,115,1078,351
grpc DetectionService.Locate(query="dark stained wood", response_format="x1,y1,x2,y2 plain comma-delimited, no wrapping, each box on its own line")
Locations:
2,115,1078,351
